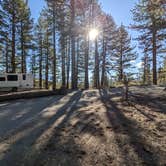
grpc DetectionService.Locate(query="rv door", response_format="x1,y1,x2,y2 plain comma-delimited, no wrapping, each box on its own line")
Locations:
6,75,19,88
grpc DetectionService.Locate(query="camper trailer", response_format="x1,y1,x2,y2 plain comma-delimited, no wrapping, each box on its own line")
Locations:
0,73,33,91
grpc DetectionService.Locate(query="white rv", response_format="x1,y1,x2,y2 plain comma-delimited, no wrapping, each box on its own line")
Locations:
0,73,34,91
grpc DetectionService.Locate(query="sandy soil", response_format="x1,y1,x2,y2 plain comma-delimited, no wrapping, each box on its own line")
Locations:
0,87,165,166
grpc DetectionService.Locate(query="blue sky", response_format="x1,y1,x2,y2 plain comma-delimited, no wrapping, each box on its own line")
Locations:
28,0,141,69
29,0,46,22
29,0,138,26
99,0,137,26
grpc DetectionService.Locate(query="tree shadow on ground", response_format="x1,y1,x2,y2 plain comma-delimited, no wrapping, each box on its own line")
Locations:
0,96,64,137
0,91,83,166
34,90,106,166
99,89,165,166
130,92,166,114
130,103,156,121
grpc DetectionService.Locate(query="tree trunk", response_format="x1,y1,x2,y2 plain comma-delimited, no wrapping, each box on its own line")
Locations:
152,24,157,85
119,43,123,82
66,38,70,89
11,3,16,73
71,0,77,89
143,56,146,84
94,38,100,88
52,6,56,90
32,54,36,87
39,36,43,89
75,37,79,88
84,37,89,89
21,21,26,73
5,40,9,73
101,39,106,87
71,36,76,89
45,32,49,89
61,33,66,89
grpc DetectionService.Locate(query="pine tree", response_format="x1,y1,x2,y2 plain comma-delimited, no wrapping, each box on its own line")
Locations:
35,16,44,89
0,0,33,73
113,25,137,81
101,14,117,87
1,0,21,72
18,1,33,73
41,9,52,89
46,0,58,90
70,0,77,89
92,1,102,88
132,0,166,85
58,1,66,89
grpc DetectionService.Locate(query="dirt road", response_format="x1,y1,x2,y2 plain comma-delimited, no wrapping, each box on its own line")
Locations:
0,88,165,166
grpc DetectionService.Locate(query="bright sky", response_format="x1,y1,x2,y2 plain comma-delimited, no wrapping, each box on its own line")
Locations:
99,0,138,26
28,0,141,69
29,0,46,22
29,0,138,26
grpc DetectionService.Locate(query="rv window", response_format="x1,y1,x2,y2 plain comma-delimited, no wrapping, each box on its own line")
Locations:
23,75,26,80
7,75,18,81
0,77,5,81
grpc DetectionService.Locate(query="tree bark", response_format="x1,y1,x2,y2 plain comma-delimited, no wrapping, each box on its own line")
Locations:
71,0,77,89
84,37,89,89
5,40,9,73
101,39,106,87
75,37,79,88
66,38,70,89
52,5,56,90
45,30,49,89
21,21,26,73
119,42,123,81
32,54,36,87
94,38,100,88
11,2,16,73
39,35,43,89
152,23,157,85
61,33,66,89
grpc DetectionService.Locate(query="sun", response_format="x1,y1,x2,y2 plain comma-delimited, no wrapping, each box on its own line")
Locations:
89,28,99,41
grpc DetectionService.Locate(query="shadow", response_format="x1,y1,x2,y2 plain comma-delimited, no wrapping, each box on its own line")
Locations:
109,86,166,115
131,104,155,121
34,90,105,166
99,89,163,166
82,90,98,97
2,88,164,166
130,92,166,114
107,88,124,99
0,91,83,166
0,95,64,137
0,102,11,108
71,111,104,138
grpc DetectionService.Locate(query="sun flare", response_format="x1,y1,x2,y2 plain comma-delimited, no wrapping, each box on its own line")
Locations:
89,28,99,41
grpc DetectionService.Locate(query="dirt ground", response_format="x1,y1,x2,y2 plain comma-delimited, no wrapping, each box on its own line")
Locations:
0,87,165,166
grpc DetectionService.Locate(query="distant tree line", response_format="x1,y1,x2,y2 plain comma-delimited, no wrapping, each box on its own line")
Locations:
0,0,165,89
